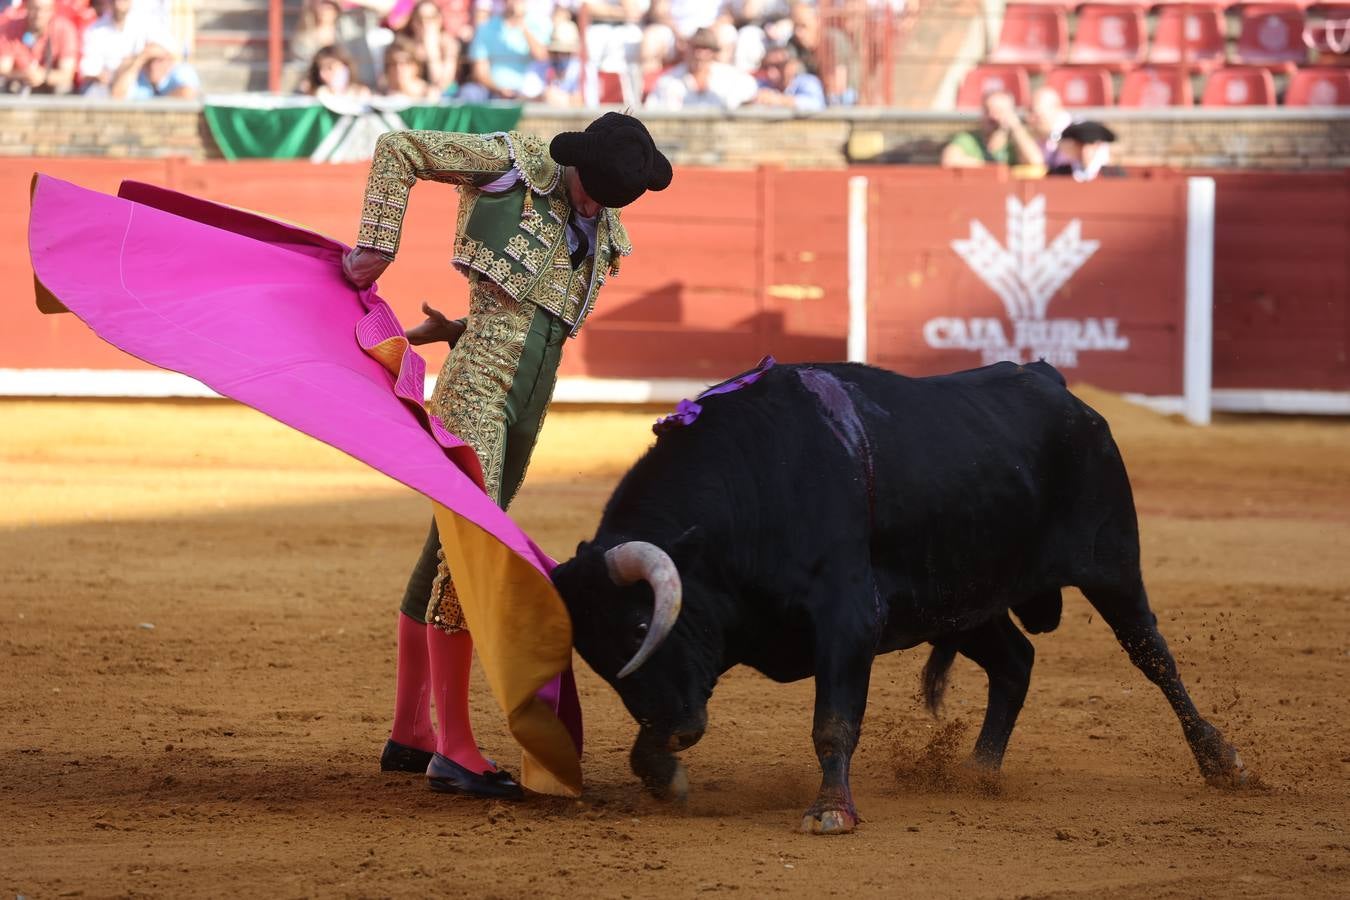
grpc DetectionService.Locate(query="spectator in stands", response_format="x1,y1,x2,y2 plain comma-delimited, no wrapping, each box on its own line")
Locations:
293,0,397,89
538,14,584,106
640,0,724,76
724,0,792,71
752,42,823,110
1048,120,1121,181
786,0,854,105
941,88,1042,168
385,0,476,45
0,0,80,94
80,0,201,99
461,0,550,101
399,0,461,96
300,42,373,101
1028,85,1072,168
645,25,758,109
583,0,648,78
293,0,348,63
292,0,369,75
133,0,191,54
381,35,439,98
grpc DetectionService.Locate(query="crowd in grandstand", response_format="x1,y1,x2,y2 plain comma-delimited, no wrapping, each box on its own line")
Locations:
289,0,860,108
0,0,198,97
4,0,1346,111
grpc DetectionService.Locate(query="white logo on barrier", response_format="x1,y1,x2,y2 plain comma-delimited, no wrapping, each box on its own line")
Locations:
932,195,1129,368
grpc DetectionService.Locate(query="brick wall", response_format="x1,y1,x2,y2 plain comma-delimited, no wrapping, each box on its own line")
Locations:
1,98,1346,170
0,98,207,158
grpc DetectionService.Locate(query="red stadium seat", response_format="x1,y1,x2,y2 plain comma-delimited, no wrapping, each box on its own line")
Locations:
956,65,1032,107
1234,5,1309,71
1069,4,1149,72
597,71,626,105
1284,66,1350,104
1044,66,1115,106
1148,6,1227,71
1202,66,1277,105
1303,4,1350,57
642,67,671,100
1148,0,1231,8
989,4,1069,71
1119,65,1195,105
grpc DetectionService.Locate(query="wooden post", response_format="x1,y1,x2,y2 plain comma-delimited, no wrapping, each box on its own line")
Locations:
268,0,283,94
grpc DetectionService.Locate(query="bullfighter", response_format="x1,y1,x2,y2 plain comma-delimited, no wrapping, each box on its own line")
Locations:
342,113,673,799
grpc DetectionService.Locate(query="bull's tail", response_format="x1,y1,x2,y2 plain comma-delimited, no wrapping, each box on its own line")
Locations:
921,642,959,716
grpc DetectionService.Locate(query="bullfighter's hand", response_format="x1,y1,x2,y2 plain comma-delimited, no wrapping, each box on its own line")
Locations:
342,246,391,289
405,302,466,347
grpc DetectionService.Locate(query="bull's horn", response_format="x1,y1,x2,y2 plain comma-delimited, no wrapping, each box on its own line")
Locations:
605,542,682,679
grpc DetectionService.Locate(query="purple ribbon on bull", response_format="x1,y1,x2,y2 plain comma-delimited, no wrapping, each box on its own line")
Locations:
653,355,777,435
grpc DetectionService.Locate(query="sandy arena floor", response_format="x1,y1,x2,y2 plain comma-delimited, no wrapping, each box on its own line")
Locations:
1,390,1348,898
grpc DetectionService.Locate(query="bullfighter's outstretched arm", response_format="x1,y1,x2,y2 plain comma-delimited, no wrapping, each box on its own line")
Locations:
355,130,520,259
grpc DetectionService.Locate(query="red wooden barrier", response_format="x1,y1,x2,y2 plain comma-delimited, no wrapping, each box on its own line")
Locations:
1209,172,1350,392
2,159,1347,403
2,160,848,382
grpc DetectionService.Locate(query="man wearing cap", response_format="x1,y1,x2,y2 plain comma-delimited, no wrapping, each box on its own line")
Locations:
343,113,673,798
645,26,758,111
1048,120,1121,182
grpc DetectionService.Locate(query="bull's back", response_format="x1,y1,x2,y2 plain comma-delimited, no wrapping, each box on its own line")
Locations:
828,361,1129,631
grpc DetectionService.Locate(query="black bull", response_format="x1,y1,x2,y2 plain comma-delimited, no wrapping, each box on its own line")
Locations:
551,361,1247,834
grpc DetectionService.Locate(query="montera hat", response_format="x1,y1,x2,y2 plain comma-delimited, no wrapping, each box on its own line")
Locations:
550,112,674,209
1060,121,1117,144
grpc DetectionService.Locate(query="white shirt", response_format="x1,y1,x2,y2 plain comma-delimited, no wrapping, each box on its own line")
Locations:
79,10,180,80
645,62,760,111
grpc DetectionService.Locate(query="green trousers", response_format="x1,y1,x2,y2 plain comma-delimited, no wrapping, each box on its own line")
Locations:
399,282,568,624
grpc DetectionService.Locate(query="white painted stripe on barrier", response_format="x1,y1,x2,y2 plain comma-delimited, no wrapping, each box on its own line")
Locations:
846,175,869,364
0,369,711,406
1211,390,1350,416
0,369,221,398
1184,177,1216,426
1125,390,1350,417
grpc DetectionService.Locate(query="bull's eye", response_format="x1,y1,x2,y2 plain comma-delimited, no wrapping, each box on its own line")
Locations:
633,621,648,645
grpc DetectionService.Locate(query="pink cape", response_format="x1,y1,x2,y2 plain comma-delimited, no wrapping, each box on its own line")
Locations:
27,174,583,794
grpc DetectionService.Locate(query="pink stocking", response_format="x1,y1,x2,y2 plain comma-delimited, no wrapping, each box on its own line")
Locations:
389,612,436,752
426,625,495,774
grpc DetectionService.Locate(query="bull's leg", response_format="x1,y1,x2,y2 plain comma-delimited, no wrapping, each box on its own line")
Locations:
801,623,875,836
1082,581,1247,785
955,613,1035,770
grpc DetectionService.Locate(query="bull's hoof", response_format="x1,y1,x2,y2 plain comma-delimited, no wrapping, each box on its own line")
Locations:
799,808,858,835
1203,747,1253,789
652,760,690,803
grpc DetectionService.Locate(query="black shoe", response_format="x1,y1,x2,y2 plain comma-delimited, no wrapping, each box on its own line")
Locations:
426,752,524,800
380,738,435,773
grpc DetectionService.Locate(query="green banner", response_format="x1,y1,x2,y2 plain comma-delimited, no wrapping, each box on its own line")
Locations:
204,101,524,162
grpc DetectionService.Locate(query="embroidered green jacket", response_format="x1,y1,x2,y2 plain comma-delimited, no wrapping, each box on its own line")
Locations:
356,129,632,337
